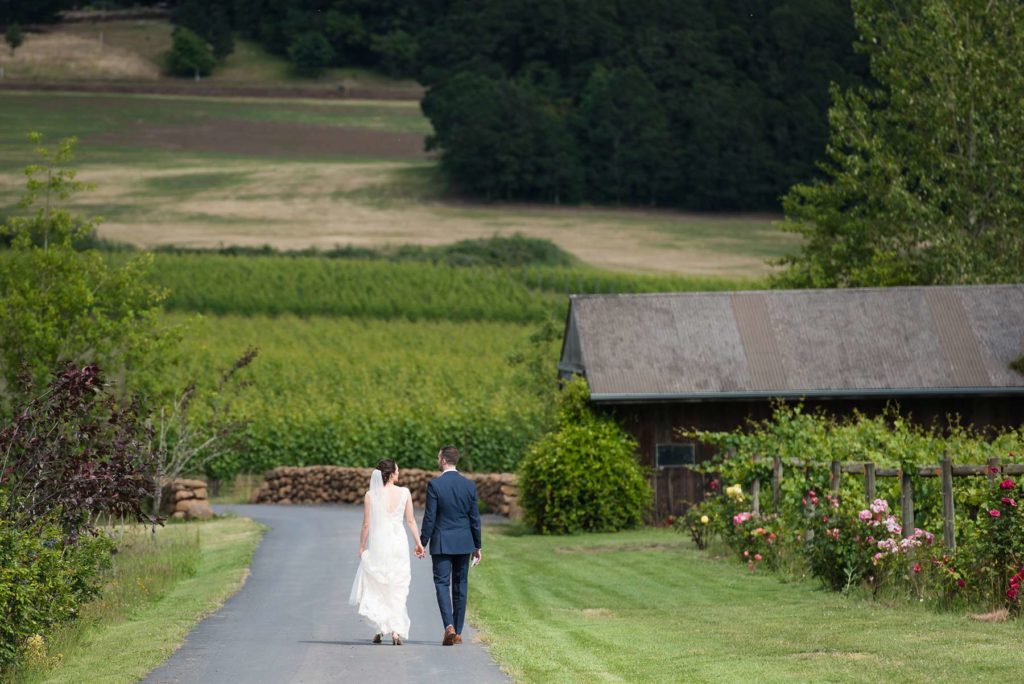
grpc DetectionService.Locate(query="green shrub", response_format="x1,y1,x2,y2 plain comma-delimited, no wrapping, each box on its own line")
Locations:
166,27,216,78
519,379,651,534
0,522,114,667
288,32,334,77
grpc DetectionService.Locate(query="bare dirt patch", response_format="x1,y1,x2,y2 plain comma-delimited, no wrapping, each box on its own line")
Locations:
84,119,429,161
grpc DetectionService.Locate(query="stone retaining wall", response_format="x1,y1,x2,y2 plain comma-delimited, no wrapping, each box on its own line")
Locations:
252,466,521,518
160,478,214,520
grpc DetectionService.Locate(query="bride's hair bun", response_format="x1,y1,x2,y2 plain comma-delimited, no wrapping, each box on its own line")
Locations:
376,458,397,484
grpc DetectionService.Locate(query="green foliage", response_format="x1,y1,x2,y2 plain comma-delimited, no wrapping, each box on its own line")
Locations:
173,0,235,61
777,0,1024,287
4,22,23,56
371,29,418,77
519,379,651,535
416,0,866,209
1011,353,1024,376
233,0,865,209
0,522,114,667
0,1,69,25
166,27,217,78
146,251,751,323
0,133,170,406
149,234,575,269
166,314,550,480
288,31,335,77
686,405,1024,609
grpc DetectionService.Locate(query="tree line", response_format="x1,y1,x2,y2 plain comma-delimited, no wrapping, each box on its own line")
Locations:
224,0,868,211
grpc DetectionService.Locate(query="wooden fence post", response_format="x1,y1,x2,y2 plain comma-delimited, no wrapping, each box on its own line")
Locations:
830,460,841,497
864,462,876,504
901,469,914,538
988,457,1001,486
941,456,955,551
751,478,761,516
772,456,782,513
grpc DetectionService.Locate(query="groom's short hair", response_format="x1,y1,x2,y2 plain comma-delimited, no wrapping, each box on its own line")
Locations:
439,445,460,465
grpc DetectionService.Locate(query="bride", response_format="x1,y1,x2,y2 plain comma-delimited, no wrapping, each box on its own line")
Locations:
349,459,425,645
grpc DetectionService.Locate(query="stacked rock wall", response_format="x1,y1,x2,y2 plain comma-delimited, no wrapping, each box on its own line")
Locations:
161,478,214,520
252,466,520,518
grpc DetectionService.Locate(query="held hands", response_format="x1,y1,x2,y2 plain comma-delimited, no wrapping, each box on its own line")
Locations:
414,543,426,559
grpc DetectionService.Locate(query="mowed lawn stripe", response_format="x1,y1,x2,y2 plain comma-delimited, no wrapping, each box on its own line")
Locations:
471,527,1024,683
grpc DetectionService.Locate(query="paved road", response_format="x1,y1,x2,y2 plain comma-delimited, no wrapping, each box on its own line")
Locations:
143,504,509,684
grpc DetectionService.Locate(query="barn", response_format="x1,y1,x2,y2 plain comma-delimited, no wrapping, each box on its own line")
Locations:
558,285,1024,518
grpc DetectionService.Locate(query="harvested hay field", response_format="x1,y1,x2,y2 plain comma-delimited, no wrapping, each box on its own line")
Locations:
0,28,161,81
0,91,798,277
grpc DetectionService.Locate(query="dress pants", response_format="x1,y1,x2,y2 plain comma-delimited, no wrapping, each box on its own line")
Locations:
431,553,470,633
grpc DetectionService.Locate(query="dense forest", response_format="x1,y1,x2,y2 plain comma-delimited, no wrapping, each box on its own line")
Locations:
225,0,869,210
11,1,869,211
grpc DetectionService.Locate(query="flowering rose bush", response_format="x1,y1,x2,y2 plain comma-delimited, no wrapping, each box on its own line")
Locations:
675,503,713,550
957,473,1024,608
804,494,936,592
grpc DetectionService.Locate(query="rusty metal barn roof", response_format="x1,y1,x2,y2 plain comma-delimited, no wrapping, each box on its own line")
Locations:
559,285,1024,402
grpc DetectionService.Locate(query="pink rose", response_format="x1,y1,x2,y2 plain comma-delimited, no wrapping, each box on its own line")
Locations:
912,563,922,574
754,553,763,561
858,510,872,522
1001,497,1017,507
743,550,749,558
989,509,1001,518
1008,586,1019,600
999,478,1015,490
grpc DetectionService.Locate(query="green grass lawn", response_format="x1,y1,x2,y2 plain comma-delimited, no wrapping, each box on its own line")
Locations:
6,517,263,684
471,526,1024,683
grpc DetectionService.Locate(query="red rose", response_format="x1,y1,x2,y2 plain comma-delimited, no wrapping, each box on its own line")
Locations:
1000,478,1015,490
957,578,966,588
708,479,719,491
1008,586,1019,600
989,509,1001,517
912,563,922,574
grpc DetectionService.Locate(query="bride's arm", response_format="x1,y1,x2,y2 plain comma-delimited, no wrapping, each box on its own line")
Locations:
404,492,423,552
359,492,371,556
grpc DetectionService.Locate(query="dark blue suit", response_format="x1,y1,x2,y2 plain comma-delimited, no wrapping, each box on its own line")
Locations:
419,470,482,634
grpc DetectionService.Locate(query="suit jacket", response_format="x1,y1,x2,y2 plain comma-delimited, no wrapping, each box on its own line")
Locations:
419,470,482,555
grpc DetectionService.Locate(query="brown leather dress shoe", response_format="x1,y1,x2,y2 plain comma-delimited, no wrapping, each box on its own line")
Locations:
372,634,382,644
442,625,457,646
453,634,463,645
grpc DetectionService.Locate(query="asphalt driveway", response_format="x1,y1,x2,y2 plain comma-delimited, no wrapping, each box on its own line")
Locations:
142,504,509,684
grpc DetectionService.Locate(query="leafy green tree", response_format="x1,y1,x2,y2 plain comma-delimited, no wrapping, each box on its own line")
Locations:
166,26,217,78
4,22,22,56
288,31,335,77
777,0,1024,287
0,133,170,408
371,29,418,77
579,66,673,204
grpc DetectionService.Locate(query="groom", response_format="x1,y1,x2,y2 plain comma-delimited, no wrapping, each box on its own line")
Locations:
418,445,482,646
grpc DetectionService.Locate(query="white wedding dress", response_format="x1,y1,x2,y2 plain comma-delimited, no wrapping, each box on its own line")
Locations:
348,472,412,639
